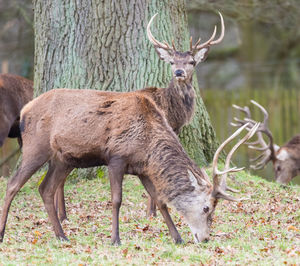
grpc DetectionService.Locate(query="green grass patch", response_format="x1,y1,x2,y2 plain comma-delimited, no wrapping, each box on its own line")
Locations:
0,170,299,265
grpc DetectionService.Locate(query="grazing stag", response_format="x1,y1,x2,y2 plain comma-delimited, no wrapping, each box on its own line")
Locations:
54,12,226,220
231,100,300,184
0,88,258,244
0,74,33,147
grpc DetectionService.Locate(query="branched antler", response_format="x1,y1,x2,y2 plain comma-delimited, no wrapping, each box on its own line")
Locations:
147,12,224,54
231,100,279,170
212,122,260,201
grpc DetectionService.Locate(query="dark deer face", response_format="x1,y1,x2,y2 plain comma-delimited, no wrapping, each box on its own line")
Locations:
274,148,300,184
157,51,205,81
147,13,225,82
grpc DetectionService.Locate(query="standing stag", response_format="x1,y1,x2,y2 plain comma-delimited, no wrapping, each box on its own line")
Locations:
0,88,258,244
231,100,300,184
54,12,225,220
0,74,33,147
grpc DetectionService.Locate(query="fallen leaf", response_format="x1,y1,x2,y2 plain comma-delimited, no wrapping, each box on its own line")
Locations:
287,225,299,232
122,248,128,257
34,231,42,237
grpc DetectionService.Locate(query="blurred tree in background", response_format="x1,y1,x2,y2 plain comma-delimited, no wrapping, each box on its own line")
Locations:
0,0,33,77
187,0,300,89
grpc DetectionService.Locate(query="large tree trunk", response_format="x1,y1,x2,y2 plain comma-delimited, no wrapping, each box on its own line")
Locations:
34,0,218,168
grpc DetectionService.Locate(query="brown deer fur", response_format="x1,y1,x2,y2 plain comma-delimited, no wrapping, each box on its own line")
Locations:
274,135,300,184
0,74,33,146
0,88,243,245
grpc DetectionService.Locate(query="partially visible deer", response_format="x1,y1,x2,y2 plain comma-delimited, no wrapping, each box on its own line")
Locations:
0,88,258,244
54,12,225,220
231,100,300,184
0,74,33,147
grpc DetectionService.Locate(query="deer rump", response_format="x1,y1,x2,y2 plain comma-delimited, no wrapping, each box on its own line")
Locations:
21,88,171,172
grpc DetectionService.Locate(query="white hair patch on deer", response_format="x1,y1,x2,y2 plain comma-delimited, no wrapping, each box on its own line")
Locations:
276,148,290,161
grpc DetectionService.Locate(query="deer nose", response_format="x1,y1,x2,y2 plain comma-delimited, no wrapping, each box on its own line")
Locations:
174,69,184,77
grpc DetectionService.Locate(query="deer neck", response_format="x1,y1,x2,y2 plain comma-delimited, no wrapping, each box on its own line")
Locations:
160,77,195,133
145,136,211,210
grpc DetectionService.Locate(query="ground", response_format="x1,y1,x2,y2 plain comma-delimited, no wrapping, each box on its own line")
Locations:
0,170,299,265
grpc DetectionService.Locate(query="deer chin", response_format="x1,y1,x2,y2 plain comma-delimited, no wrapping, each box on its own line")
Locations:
174,76,187,81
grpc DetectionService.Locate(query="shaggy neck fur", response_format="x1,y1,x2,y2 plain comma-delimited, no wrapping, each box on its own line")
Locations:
144,130,211,211
141,76,195,134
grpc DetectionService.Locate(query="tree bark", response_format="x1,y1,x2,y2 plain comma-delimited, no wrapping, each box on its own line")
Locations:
34,0,218,169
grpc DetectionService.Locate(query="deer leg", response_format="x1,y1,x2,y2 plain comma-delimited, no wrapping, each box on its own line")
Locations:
146,196,157,217
54,179,68,222
108,158,126,245
139,176,183,244
0,154,48,242
38,160,72,240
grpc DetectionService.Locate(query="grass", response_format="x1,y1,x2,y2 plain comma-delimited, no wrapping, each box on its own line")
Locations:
0,170,299,265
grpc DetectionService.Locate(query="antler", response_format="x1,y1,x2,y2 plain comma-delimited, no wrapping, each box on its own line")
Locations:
147,13,175,52
212,122,260,201
231,100,279,169
190,12,225,52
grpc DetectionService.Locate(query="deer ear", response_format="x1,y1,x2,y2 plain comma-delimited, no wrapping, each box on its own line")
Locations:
188,170,208,188
188,170,199,188
154,47,173,63
194,47,209,64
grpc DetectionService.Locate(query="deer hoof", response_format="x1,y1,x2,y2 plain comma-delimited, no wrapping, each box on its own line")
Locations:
57,235,69,242
174,237,184,245
111,238,121,246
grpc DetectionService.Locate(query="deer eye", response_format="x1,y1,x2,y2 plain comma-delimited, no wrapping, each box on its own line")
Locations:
277,166,281,172
189,61,196,65
170,61,174,65
203,206,209,213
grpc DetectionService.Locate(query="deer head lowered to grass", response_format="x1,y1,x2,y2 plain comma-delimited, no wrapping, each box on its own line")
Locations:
53,12,226,220
231,100,300,184
0,88,258,244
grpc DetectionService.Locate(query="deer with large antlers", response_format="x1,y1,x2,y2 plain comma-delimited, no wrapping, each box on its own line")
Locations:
0,87,258,244
231,100,300,184
53,12,225,220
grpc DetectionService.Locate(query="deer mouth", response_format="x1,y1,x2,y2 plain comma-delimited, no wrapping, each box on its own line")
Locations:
174,75,187,81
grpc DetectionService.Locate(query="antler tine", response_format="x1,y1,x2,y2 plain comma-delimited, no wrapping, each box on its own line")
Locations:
192,12,224,51
250,152,267,163
232,104,251,118
250,100,277,162
218,123,260,191
210,12,225,45
250,100,269,124
194,26,217,50
190,36,193,51
250,154,271,170
172,40,176,51
193,37,202,49
163,41,172,50
233,117,254,128
147,13,173,51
